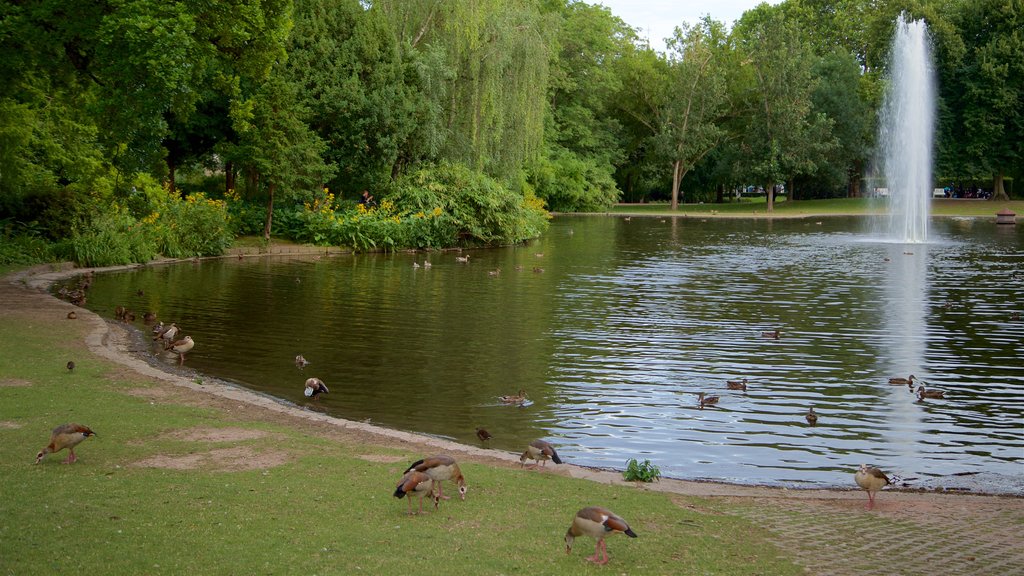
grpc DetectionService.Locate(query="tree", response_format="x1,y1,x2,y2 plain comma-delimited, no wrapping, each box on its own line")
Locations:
733,4,836,211
658,17,732,210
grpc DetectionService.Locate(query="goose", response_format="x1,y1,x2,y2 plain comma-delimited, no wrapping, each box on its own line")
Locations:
854,464,891,509
393,471,437,515
520,439,562,468
154,322,178,344
726,378,748,391
698,392,719,409
805,407,818,426
304,377,329,399
169,335,194,364
404,455,467,501
35,424,96,464
475,427,493,442
565,506,638,565
888,374,916,385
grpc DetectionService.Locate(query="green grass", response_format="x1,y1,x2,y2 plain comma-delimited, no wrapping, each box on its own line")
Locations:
606,197,1024,217
0,288,801,575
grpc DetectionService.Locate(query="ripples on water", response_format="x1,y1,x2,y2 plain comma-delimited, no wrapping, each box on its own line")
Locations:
76,216,1024,494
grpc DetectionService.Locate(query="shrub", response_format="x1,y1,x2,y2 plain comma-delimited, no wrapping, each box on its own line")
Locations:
70,208,157,267
146,192,233,258
623,458,661,483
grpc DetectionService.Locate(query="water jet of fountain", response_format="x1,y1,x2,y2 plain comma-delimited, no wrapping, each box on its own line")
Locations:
878,14,937,244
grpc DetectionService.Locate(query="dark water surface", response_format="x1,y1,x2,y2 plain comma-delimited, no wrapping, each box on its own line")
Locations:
74,216,1024,493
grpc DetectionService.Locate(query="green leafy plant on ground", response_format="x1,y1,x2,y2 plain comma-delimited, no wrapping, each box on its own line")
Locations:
624,458,662,482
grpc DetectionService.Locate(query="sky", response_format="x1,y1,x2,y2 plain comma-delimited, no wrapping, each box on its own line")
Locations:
595,0,782,53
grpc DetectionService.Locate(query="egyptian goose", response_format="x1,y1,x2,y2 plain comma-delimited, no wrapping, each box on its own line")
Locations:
564,506,638,565
854,464,891,509
404,455,467,501
475,427,493,442
726,378,748,391
697,392,719,409
304,377,329,399
154,322,178,344
499,390,527,404
805,407,818,426
169,335,194,364
889,375,916,385
295,355,310,367
393,470,437,515
917,386,945,400
35,423,96,464
761,330,781,339
520,439,562,468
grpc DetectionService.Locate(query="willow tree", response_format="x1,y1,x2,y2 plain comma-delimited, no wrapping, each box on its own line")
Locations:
376,0,553,180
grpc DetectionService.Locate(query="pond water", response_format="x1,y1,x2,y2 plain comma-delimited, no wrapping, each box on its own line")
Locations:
73,215,1024,494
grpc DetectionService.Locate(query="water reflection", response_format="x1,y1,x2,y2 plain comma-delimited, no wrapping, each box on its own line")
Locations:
73,216,1024,494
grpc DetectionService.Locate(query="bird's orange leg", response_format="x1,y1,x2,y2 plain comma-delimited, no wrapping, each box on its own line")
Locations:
586,539,603,563
63,449,76,464
437,481,450,501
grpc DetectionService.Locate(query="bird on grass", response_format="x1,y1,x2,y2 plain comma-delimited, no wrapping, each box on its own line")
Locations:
698,392,719,409
565,506,638,565
475,427,493,443
889,374,916,385
393,470,438,515
854,464,892,509
805,407,818,426
304,377,329,399
520,439,562,468
726,378,748,391
169,335,194,365
917,386,945,400
66,361,75,372
35,424,96,464
404,455,467,501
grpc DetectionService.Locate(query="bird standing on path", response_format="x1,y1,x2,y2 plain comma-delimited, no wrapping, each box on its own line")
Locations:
404,455,467,501
520,439,562,468
35,424,96,464
393,471,437,515
854,464,892,509
565,506,638,565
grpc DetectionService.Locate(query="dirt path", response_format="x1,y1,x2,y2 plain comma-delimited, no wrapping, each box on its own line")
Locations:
5,262,1023,575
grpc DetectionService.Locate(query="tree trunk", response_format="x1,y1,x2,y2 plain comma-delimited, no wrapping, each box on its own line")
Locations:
168,161,177,197
765,182,774,212
263,181,275,240
787,178,794,202
990,172,1009,201
715,183,724,204
671,159,683,210
225,161,235,195
848,160,862,198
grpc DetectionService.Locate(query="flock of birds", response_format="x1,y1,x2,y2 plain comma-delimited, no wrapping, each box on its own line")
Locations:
44,253,957,564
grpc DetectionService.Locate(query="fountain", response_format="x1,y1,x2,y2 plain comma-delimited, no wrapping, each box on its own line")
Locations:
878,14,937,243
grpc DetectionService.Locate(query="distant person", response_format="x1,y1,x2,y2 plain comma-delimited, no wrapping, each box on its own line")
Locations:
359,190,376,208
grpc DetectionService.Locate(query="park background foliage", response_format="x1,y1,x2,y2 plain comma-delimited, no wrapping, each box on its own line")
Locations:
0,0,1020,266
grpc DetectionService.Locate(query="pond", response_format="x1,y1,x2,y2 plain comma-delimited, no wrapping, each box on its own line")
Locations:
73,215,1024,494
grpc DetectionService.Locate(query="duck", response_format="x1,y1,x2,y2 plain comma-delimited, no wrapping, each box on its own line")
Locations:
35,423,96,464
66,311,77,320
455,255,470,263
564,506,638,565
499,389,527,404
66,361,75,372
422,261,432,269
393,470,437,515
304,377,329,399
805,407,818,426
761,330,781,339
295,355,310,368
854,464,892,509
520,439,562,468
917,386,945,400
115,305,126,319
488,268,501,277
412,262,421,268
169,335,194,365
404,455,467,501
143,312,157,324
533,266,545,273
698,392,719,409
888,374,916,385
475,427,493,442
726,378,748,391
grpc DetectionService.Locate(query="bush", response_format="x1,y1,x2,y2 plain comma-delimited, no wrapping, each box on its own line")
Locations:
623,458,661,483
530,148,620,212
0,219,60,266
146,192,234,258
70,209,157,267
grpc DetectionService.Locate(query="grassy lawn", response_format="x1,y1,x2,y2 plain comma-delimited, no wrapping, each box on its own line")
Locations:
605,197,1024,218
0,282,801,575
